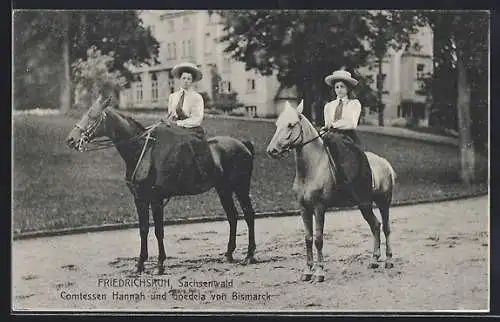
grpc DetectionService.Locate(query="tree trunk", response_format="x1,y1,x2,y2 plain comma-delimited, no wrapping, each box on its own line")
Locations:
456,54,475,184
377,57,385,127
60,13,72,113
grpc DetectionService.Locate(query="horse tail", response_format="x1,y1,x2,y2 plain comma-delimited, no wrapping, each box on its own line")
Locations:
389,163,397,186
242,140,255,156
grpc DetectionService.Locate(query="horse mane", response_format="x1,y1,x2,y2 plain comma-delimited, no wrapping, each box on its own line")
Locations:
298,113,322,142
108,108,146,132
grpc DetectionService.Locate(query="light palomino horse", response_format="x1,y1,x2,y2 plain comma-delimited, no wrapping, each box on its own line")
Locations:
266,101,397,282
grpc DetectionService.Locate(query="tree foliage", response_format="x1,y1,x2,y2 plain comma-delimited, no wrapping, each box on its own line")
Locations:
420,10,489,154
72,46,126,108
13,10,160,110
364,10,426,125
217,10,424,124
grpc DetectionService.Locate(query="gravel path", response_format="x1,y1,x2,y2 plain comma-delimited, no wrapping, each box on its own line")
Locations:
13,196,488,313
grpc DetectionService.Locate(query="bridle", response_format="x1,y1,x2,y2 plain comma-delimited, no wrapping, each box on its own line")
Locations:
73,108,109,152
277,114,338,181
72,97,153,152
279,115,328,154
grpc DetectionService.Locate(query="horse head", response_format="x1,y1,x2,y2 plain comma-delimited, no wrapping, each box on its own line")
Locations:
66,95,112,152
266,100,307,158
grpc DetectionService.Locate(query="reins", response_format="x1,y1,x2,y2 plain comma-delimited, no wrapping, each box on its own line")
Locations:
278,116,338,182
77,129,154,152
74,106,161,152
280,117,329,154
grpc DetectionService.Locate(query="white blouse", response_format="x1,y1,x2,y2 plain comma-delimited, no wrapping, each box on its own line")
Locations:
167,89,204,128
323,98,362,130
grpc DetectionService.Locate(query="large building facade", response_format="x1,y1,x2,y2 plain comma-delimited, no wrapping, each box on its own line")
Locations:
358,25,434,124
119,10,283,117
120,10,433,123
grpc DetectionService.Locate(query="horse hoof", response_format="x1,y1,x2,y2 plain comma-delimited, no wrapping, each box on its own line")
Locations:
385,261,394,269
313,275,325,283
241,257,257,265
300,273,312,282
225,255,234,263
368,262,379,269
155,267,165,275
136,264,145,274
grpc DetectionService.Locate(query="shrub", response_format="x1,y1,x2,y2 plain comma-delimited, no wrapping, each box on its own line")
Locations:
212,92,244,114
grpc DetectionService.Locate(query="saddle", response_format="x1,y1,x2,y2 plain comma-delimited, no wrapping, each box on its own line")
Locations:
323,131,373,207
129,123,217,197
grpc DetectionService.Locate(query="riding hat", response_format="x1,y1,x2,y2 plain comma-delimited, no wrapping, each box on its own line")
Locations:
325,70,359,87
171,62,203,82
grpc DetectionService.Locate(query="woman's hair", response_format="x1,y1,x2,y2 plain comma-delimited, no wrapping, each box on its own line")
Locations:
332,80,357,99
178,68,195,79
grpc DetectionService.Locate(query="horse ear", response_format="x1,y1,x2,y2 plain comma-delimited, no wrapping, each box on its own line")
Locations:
296,99,304,114
94,95,105,110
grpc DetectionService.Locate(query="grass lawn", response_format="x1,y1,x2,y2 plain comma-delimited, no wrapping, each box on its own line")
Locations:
12,113,488,235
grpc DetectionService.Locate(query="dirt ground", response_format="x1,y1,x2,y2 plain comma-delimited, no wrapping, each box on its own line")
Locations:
12,196,489,313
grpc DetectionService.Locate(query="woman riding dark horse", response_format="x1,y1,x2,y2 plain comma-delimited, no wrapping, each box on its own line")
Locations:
147,62,215,196
321,69,373,206
161,62,205,130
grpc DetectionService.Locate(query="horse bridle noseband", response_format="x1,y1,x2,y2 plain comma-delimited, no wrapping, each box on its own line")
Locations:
280,115,328,154
73,109,108,152
72,97,152,152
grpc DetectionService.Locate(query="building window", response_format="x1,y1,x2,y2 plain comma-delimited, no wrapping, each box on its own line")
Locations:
134,76,143,104
246,78,256,92
219,80,232,93
168,78,175,94
182,40,186,58
151,73,158,102
182,16,190,29
159,41,167,62
187,39,193,58
204,33,212,56
172,42,177,59
168,20,175,32
222,57,231,73
416,63,425,79
167,43,172,60
415,63,427,94
245,105,257,117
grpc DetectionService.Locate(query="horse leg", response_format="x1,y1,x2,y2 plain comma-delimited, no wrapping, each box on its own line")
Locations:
134,198,150,274
216,187,238,263
151,196,168,275
300,203,314,281
375,193,394,269
359,204,381,269
235,190,257,265
312,203,326,282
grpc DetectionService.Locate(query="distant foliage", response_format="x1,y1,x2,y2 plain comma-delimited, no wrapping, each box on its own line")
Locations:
212,92,245,114
217,10,423,124
13,10,159,111
72,46,126,108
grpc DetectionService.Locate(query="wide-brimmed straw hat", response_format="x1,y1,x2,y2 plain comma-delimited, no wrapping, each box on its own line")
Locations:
324,70,358,87
171,62,203,82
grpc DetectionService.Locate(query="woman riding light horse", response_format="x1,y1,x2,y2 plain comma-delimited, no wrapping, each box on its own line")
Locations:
267,70,397,282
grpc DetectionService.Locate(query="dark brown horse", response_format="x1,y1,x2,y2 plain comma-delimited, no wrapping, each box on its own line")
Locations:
266,101,397,282
66,96,257,275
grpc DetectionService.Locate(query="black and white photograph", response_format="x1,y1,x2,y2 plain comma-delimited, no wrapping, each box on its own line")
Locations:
12,9,490,313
